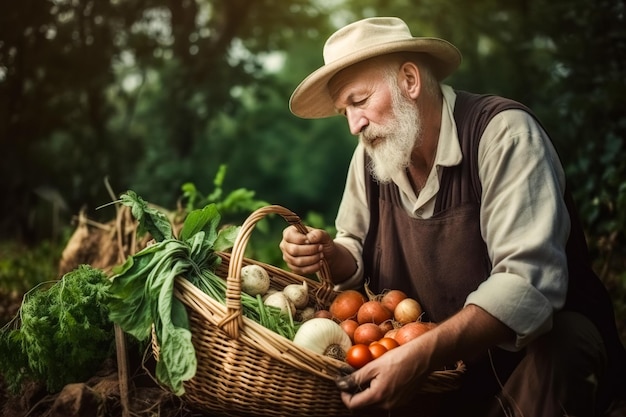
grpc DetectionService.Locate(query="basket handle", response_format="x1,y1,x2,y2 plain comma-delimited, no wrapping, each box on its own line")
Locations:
220,205,333,339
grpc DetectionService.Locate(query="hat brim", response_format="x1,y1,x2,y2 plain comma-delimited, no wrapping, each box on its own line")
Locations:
289,37,461,119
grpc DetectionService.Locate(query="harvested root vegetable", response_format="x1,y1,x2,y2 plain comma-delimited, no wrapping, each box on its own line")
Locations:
296,306,316,322
283,281,309,309
353,322,384,345
314,309,333,319
394,321,432,345
241,264,270,296
293,318,352,361
339,319,359,344
380,289,408,313
329,290,366,321
393,298,423,324
357,300,392,325
264,291,295,318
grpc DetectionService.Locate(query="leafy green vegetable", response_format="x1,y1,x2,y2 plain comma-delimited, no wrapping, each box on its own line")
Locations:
109,192,241,395
179,203,220,244
0,265,115,393
108,191,300,396
120,190,173,242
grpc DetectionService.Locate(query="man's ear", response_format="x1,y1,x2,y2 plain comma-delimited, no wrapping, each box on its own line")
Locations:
400,62,421,99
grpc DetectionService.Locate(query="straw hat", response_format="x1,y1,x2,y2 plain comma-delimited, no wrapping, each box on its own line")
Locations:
289,17,462,119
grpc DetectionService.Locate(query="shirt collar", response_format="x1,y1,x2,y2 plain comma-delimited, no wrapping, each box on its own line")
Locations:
438,85,463,168
393,85,463,206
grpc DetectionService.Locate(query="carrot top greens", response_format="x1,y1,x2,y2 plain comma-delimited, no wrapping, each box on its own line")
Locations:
0,265,115,393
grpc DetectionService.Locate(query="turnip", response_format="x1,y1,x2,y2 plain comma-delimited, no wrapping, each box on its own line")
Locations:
283,281,309,309
262,287,278,301
263,291,296,318
296,306,316,322
240,264,270,296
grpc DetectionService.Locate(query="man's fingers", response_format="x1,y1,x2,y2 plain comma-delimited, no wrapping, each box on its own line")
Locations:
336,374,359,392
282,225,309,244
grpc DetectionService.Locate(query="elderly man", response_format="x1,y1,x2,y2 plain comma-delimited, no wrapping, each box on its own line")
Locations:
279,17,626,416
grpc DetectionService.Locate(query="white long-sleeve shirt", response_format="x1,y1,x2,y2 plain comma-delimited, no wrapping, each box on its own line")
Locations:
333,85,571,350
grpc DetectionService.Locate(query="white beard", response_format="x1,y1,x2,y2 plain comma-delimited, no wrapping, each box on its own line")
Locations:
360,81,423,183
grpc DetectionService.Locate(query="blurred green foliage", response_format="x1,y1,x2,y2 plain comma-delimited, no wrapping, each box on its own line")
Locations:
0,240,65,293
0,0,624,340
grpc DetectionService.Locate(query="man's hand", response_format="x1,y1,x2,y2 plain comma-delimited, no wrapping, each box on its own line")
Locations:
336,338,431,411
279,226,333,275
279,226,358,281
335,305,515,412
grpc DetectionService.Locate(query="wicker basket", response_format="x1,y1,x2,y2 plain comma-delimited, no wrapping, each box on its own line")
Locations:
161,205,465,417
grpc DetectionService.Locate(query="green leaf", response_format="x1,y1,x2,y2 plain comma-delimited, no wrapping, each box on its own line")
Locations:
1,265,115,393
108,238,199,395
119,191,173,242
206,164,227,202
155,319,196,396
179,204,220,242
181,182,203,213
213,225,240,252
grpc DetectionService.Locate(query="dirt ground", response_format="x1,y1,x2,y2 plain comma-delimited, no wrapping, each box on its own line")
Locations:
0,371,209,417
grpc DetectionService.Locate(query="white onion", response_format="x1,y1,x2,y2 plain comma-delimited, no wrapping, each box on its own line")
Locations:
293,318,352,361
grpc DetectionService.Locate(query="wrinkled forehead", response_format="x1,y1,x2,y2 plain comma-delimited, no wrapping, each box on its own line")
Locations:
328,59,389,101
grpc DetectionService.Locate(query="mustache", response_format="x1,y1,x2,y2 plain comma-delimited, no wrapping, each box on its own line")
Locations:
360,124,387,147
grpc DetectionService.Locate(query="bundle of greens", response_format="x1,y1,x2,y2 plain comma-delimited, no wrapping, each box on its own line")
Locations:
108,191,298,396
0,265,115,393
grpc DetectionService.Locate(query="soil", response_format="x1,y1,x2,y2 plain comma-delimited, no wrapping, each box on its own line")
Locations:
0,358,206,417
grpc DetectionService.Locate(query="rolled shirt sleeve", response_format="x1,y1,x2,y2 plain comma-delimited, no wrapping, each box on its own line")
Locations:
466,108,570,350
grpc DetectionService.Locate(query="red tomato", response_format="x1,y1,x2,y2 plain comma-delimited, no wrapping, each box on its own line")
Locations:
346,344,373,369
368,342,388,359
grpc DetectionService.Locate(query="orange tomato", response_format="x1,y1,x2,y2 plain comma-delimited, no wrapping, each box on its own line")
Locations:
376,337,399,351
368,342,388,359
346,344,373,369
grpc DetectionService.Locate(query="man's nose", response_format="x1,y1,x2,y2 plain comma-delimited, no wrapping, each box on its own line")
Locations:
346,109,368,136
